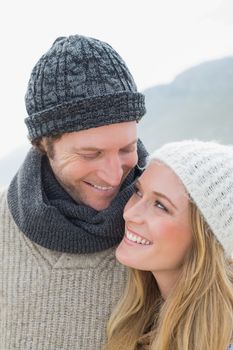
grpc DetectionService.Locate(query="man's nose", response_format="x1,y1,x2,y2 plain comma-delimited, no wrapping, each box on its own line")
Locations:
99,156,124,186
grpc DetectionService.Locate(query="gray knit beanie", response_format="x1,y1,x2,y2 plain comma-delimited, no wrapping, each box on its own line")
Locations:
151,140,233,256
24,35,146,140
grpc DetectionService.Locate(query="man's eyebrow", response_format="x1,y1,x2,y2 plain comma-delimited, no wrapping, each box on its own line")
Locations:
74,139,138,152
74,147,101,152
136,179,177,209
120,139,138,149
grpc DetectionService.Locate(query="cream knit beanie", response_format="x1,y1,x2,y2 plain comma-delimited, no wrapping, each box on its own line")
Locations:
151,140,233,256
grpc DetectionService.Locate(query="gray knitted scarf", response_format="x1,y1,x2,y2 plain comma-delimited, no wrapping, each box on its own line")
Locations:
7,140,147,253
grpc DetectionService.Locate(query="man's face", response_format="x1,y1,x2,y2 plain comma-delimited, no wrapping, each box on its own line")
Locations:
42,121,138,211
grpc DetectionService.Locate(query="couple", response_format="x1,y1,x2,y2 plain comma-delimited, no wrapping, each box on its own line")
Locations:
1,35,233,350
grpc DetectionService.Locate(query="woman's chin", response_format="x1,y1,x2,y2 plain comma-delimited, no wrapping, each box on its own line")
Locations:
116,240,135,268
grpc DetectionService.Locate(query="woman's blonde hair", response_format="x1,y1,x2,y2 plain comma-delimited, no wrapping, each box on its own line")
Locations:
103,202,233,350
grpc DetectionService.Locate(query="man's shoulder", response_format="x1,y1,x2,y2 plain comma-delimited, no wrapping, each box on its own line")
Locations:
0,187,10,219
0,187,8,203
0,187,11,237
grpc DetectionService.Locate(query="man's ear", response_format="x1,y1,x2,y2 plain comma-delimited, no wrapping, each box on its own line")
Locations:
31,137,47,155
40,137,47,152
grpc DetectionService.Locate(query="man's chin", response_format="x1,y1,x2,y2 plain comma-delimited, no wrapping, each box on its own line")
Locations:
69,185,119,210
86,199,113,211
83,194,119,210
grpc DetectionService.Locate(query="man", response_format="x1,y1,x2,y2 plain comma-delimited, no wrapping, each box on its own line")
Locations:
0,35,147,349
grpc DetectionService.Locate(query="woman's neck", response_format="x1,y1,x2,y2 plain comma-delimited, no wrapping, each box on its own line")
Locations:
152,269,181,299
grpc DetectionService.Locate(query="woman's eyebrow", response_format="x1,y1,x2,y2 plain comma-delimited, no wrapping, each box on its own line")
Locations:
136,179,177,209
152,190,177,209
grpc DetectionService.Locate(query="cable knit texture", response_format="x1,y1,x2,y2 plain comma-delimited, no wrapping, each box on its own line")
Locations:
24,35,146,140
0,189,128,349
151,140,233,256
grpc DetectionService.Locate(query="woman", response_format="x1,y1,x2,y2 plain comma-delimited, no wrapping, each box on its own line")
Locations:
104,140,233,350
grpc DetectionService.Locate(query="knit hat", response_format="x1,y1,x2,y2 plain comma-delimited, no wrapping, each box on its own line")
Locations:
24,35,146,140
150,140,233,256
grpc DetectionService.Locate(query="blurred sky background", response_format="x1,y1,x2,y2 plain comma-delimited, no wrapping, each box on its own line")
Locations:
1,0,233,159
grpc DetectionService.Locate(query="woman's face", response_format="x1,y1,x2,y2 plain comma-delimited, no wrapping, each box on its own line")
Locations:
116,161,192,278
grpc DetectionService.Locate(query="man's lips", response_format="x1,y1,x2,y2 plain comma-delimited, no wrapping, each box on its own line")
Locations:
85,181,113,190
83,181,119,195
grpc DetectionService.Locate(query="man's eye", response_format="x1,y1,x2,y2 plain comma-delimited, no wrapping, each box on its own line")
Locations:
121,146,137,153
154,200,168,212
78,153,99,159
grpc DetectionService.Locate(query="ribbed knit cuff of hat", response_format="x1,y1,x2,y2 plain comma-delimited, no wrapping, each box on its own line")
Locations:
25,92,145,140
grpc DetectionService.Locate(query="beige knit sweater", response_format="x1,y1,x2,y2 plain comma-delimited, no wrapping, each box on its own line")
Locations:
0,189,128,350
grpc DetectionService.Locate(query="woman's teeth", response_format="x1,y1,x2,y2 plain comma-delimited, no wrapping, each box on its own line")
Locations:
126,231,151,245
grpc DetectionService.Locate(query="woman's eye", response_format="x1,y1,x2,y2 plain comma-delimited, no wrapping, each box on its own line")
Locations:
154,200,168,212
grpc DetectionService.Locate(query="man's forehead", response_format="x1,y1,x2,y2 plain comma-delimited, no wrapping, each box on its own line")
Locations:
65,121,138,147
